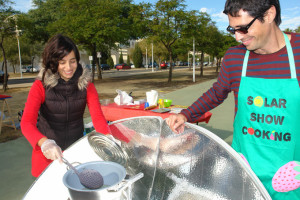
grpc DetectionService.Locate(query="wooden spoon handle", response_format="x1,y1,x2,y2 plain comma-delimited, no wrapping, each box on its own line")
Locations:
144,105,157,110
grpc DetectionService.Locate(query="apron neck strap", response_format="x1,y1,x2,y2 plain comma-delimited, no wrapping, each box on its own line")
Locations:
284,33,296,78
242,51,250,77
242,32,296,78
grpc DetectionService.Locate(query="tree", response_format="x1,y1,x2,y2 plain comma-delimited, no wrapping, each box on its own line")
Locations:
126,54,130,65
107,56,114,68
24,0,65,43
2,36,18,73
295,26,300,33
171,38,190,63
215,32,239,72
207,28,223,70
132,43,143,68
48,0,140,81
19,37,43,72
284,28,294,32
119,52,124,64
128,2,152,40
149,0,187,82
189,12,213,77
0,0,18,91
138,37,168,68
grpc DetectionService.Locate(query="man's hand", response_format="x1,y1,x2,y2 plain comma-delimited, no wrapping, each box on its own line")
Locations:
166,114,187,134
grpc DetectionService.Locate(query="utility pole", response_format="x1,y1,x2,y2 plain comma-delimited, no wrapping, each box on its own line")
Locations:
5,15,23,78
193,37,195,82
146,47,148,69
97,52,101,70
188,52,190,68
151,43,154,72
15,25,22,78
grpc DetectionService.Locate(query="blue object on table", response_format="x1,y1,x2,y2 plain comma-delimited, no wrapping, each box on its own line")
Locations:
144,102,149,109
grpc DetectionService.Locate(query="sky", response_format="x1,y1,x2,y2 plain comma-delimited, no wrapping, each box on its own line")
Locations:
12,0,300,32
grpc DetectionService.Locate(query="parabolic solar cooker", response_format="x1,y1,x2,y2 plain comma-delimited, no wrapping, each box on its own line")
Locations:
22,116,271,200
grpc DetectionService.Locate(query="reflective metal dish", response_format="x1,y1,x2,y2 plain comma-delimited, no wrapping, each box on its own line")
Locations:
87,116,271,200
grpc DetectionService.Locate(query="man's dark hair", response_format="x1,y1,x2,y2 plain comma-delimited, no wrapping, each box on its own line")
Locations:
42,34,80,82
223,0,281,26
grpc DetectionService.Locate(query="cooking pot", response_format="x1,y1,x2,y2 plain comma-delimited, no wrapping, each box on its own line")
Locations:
63,161,127,200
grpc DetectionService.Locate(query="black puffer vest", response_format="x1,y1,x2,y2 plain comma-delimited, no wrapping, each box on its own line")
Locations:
37,64,91,150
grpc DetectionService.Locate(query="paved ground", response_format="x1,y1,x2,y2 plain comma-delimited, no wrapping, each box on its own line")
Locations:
0,78,235,200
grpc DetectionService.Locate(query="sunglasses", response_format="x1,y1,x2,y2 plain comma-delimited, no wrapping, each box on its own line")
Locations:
226,16,259,34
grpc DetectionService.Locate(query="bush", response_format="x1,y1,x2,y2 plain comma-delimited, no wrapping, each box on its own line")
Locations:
127,55,130,65
107,57,114,68
132,44,143,68
119,52,124,64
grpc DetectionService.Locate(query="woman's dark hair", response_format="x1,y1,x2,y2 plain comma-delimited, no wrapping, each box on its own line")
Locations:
42,34,80,81
223,0,281,26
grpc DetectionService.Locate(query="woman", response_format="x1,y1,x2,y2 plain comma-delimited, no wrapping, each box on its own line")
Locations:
21,34,110,177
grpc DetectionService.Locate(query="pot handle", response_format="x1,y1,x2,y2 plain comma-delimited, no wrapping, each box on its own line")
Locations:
108,172,144,192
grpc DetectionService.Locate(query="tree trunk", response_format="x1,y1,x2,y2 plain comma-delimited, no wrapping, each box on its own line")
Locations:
168,50,173,83
12,64,16,73
216,58,221,73
90,46,95,83
92,49,97,81
0,41,8,91
212,56,215,67
97,56,102,80
92,44,102,80
31,56,35,73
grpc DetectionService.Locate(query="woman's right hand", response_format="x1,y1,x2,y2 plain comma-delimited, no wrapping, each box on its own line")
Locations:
40,139,63,163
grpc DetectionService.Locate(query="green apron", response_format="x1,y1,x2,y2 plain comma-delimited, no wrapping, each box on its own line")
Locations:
232,33,300,199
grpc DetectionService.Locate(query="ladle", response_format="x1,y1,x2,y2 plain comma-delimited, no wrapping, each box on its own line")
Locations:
62,157,103,189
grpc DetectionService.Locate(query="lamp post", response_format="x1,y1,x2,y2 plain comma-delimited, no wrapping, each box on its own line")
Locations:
97,52,101,71
145,47,148,69
151,42,154,72
5,15,22,78
193,37,195,82
15,25,22,78
188,52,190,67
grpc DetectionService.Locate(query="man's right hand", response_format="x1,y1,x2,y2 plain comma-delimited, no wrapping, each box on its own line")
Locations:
166,114,187,134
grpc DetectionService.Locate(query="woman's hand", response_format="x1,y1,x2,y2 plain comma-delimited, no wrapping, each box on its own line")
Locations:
40,139,63,163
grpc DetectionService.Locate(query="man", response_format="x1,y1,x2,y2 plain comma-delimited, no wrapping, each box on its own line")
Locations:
166,0,300,199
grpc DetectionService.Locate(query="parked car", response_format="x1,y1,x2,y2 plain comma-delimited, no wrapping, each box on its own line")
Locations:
114,64,119,69
85,64,92,70
0,70,9,83
22,66,38,73
160,62,168,69
101,64,110,70
149,62,158,67
129,63,145,68
21,66,29,73
115,63,131,70
178,61,184,66
166,62,175,67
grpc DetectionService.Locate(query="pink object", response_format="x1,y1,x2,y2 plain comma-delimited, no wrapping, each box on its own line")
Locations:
239,153,250,167
272,161,300,192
